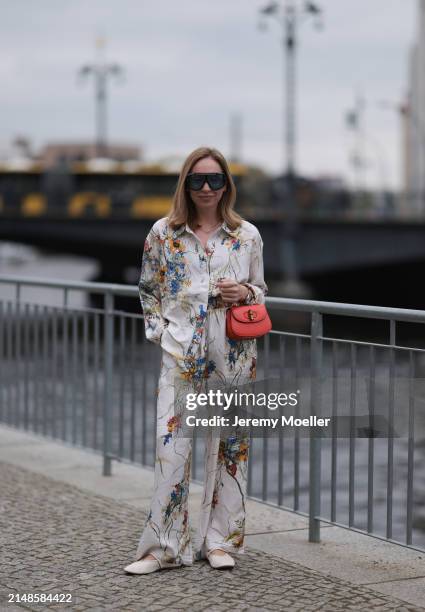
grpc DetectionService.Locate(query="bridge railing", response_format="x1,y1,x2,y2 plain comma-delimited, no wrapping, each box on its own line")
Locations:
0,274,424,553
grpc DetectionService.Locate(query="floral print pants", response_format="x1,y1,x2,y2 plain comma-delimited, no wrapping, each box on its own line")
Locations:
134,306,256,565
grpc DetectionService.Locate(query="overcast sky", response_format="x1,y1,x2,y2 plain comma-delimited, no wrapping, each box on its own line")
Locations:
0,0,418,189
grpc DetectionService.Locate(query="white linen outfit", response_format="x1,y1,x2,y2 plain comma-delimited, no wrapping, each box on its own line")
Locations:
134,216,268,565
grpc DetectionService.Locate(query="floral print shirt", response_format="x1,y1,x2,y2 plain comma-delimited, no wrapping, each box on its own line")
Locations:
138,216,268,357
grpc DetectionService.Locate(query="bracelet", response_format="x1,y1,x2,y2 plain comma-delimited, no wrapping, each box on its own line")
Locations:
241,283,255,303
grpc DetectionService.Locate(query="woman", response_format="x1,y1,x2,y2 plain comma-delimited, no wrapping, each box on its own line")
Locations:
124,146,268,574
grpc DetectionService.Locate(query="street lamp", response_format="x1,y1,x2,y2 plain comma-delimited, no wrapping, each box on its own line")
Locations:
258,0,323,177
78,38,124,159
345,95,366,203
378,98,425,217
345,96,397,218
258,1,323,292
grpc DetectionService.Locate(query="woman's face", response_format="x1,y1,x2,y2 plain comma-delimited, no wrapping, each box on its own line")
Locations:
188,156,227,216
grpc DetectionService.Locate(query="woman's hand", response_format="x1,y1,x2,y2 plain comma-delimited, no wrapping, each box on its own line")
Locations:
216,278,249,304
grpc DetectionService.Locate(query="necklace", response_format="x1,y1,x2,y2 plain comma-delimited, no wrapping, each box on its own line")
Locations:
195,220,222,232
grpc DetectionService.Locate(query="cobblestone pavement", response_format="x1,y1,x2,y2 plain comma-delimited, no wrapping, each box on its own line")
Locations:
0,461,422,612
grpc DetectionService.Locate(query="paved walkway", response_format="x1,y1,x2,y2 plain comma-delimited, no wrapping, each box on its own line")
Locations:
1,426,424,611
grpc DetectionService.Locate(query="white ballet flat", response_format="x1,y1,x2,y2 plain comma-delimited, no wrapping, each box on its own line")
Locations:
206,549,235,569
124,557,179,575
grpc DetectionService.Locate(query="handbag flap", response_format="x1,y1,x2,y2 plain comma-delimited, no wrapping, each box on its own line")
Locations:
229,305,268,324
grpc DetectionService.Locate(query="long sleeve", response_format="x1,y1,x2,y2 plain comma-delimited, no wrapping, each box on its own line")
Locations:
242,230,268,305
138,228,168,344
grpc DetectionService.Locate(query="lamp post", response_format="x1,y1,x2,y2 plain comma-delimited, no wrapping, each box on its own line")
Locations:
78,38,124,159
258,1,323,292
259,1,323,176
378,98,425,217
345,95,367,207
345,96,396,218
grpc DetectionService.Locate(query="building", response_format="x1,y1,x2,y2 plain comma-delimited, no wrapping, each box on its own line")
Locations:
39,142,141,168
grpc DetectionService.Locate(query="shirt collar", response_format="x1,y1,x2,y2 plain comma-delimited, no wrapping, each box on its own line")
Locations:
171,220,236,238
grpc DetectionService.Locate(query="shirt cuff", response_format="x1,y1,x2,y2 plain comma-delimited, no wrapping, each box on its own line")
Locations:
144,315,168,345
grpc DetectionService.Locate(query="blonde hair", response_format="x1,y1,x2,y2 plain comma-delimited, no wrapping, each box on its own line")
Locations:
167,146,244,231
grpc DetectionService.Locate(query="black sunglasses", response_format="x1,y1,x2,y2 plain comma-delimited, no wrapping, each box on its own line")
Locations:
185,172,227,191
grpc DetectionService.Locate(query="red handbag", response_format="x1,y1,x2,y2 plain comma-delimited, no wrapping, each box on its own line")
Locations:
226,303,272,340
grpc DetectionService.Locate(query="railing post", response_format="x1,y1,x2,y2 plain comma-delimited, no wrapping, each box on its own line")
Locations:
309,310,323,542
16,283,21,428
103,291,114,476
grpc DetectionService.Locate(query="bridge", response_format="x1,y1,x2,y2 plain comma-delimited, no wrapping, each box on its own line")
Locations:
1,212,425,308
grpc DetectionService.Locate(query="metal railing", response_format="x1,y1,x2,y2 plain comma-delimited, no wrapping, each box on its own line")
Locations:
1,273,424,553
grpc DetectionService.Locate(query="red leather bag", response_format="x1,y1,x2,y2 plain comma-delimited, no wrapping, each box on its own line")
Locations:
226,303,272,340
